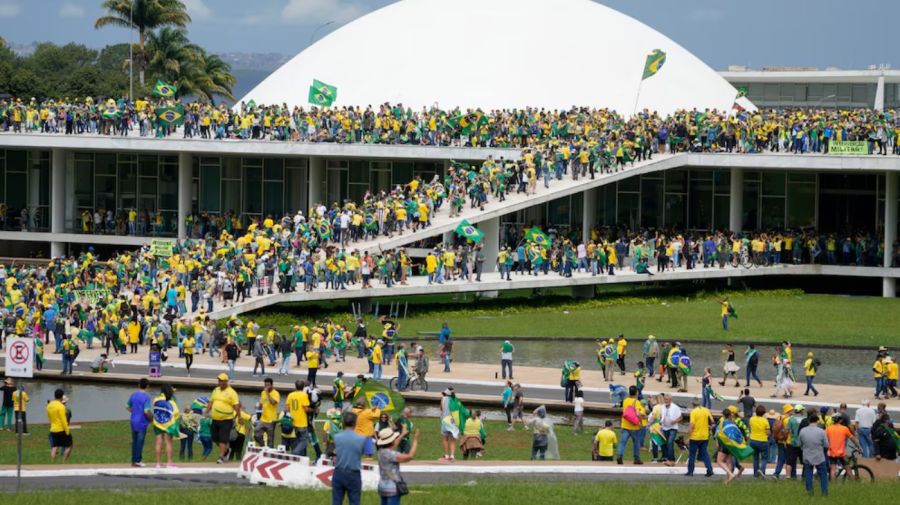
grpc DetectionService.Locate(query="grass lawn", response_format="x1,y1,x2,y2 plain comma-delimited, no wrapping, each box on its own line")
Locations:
5,480,900,504
0,417,621,465
4,415,738,466
248,288,900,347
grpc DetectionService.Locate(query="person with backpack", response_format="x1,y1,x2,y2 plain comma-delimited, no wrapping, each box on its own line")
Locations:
771,403,793,477
803,352,820,397
616,385,646,465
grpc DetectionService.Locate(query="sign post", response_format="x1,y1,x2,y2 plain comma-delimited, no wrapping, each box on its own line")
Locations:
5,337,34,493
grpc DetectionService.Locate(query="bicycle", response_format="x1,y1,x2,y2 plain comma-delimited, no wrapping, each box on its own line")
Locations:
834,448,874,482
389,370,429,392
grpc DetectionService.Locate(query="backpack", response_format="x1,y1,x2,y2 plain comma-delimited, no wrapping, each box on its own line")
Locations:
748,351,759,367
773,416,790,443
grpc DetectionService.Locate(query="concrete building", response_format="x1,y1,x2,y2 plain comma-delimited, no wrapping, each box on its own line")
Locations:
720,65,900,110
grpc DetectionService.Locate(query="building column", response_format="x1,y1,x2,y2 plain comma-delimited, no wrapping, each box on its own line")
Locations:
582,188,598,243
875,75,886,111
177,152,191,240
50,148,66,258
308,156,324,207
885,171,897,297
729,168,744,233
480,216,500,273
442,230,455,248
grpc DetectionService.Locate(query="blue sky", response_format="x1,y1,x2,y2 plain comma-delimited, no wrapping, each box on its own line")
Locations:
1,0,897,70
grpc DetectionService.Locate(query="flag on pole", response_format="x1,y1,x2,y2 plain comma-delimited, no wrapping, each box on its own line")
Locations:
524,227,551,248
155,105,186,126
353,379,405,413
642,49,667,80
152,80,177,97
454,219,484,243
308,79,337,106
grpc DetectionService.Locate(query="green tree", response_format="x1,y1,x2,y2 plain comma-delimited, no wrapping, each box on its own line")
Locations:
194,48,236,102
94,0,191,86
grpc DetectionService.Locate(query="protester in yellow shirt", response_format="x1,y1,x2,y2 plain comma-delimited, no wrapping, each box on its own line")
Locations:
206,374,241,463
616,386,646,464
592,420,618,461
47,389,72,462
686,398,714,476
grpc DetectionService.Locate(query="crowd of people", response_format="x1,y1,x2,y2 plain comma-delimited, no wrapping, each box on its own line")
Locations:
4,97,900,156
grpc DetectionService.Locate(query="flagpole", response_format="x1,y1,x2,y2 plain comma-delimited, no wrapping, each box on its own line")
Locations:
632,78,644,117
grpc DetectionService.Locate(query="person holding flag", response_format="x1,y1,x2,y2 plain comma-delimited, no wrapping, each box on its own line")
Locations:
715,408,753,483
147,384,180,469
439,387,467,461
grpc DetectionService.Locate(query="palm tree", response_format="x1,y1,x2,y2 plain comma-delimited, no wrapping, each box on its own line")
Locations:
196,49,236,102
95,0,191,85
145,27,200,90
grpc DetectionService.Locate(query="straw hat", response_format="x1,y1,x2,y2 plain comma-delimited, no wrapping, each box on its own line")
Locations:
765,409,779,420
376,427,400,448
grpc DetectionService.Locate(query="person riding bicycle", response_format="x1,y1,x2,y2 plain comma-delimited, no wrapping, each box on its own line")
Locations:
825,413,860,479
413,344,429,382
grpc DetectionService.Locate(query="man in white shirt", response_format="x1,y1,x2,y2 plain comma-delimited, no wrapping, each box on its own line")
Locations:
854,399,877,458
649,394,682,466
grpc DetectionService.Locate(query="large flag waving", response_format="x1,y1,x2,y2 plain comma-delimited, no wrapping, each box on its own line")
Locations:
524,227,551,248
152,80,177,97
353,379,405,413
455,219,484,243
441,395,470,439
717,419,753,460
308,79,337,106
155,105,186,126
642,49,666,80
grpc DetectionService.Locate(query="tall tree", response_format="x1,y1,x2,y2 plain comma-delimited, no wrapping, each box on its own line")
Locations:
94,0,191,85
195,49,236,102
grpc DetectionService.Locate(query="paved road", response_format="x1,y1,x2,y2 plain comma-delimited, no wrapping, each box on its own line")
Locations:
5,354,784,416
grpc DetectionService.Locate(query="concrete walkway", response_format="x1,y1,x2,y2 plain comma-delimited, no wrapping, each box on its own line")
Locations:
17,344,899,413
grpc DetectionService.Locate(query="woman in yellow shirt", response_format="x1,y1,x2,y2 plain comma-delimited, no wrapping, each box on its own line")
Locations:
748,405,771,477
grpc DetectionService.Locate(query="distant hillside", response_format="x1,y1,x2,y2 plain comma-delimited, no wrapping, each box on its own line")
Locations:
220,52,289,105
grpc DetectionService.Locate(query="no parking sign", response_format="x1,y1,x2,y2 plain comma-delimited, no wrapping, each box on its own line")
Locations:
5,337,34,378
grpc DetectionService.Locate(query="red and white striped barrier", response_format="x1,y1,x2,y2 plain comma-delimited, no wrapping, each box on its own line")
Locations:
244,449,377,490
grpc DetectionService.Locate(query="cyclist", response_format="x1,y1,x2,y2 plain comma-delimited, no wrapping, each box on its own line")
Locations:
825,414,859,479
413,344,429,384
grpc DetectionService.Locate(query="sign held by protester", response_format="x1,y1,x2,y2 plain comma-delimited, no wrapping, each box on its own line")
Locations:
829,141,868,155
150,239,175,257
74,289,111,305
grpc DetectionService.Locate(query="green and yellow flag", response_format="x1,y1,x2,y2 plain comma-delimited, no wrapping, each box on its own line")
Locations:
642,49,666,80
152,80,177,97
155,105,185,126
524,227,551,248
101,105,120,119
308,79,337,106
353,379,405,413
454,219,484,243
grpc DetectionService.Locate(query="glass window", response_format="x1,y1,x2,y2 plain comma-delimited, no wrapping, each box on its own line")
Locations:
263,181,283,216
794,84,807,101
761,197,786,229
223,157,241,179
139,177,157,197
837,83,851,100
200,164,221,213
743,182,759,230
762,172,785,196
243,165,262,214
201,156,222,166
764,83,779,101
664,194,686,228
787,182,816,228
600,185,616,226
6,150,26,172
714,171,730,194
94,175,116,211
617,175,639,192
95,153,116,175
713,195,730,230
6,173,26,208
139,155,157,177
808,83,824,100
689,178,713,230
264,158,284,180
285,165,308,214
617,192,640,229
779,83,795,100
349,161,369,184
665,169,687,193
851,84,867,104
159,163,178,210
788,173,816,184
222,180,241,214
641,178,663,228
392,162,413,185
547,196,571,226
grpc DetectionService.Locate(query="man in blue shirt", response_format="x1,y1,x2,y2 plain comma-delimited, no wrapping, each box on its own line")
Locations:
125,378,151,467
332,411,374,505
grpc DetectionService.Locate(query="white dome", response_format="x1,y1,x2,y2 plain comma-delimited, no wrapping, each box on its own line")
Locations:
241,0,742,116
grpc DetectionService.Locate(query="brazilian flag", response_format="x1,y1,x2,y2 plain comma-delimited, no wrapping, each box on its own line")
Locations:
308,79,337,106
524,227,551,249
354,379,405,413
667,350,682,369
717,419,754,460
150,394,181,437
678,355,692,375
317,221,332,239
101,105,120,119
454,219,484,243
155,105,185,126
642,49,666,80
152,80,177,97
364,212,377,231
